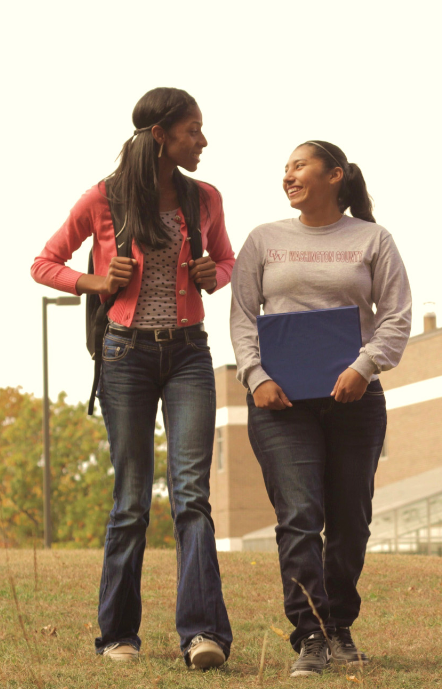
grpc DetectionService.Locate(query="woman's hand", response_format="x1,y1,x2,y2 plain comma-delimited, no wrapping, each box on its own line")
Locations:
253,381,293,410
76,257,137,296
331,368,368,403
102,257,138,295
189,257,217,291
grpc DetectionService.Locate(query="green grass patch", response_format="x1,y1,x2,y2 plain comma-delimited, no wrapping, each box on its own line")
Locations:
1,549,441,688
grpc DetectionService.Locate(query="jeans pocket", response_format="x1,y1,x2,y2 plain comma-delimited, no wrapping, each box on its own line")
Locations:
102,341,131,362
189,337,210,352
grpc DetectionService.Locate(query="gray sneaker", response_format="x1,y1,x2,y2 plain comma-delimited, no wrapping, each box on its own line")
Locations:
102,643,139,661
290,632,331,678
329,627,368,665
187,635,226,670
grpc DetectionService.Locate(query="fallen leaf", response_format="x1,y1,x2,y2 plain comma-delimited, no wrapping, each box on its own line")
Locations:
346,675,362,683
41,625,57,637
84,622,93,630
250,561,256,565
270,624,290,641
407,586,415,592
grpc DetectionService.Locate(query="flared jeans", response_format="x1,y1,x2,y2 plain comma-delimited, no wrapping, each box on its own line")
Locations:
95,327,232,658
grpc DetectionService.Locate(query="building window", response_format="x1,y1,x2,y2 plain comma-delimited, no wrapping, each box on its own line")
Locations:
216,428,225,472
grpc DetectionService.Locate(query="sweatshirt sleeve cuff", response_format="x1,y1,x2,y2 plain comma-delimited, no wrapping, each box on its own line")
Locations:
349,352,379,383
246,365,272,393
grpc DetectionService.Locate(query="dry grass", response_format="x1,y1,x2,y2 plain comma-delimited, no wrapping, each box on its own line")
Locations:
0,549,441,688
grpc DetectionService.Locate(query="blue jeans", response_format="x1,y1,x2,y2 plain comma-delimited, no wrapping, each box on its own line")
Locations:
95,327,232,659
247,380,387,652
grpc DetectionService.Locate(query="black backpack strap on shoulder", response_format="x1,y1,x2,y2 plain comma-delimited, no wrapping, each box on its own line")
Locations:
87,181,130,415
186,182,202,261
183,181,202,294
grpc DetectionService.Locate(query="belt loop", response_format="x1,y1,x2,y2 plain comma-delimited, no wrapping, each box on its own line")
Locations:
184,328,190,345
130,328,138,348
104,321,110,338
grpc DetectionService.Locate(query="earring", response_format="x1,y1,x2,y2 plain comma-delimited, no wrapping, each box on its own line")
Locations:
158,142,164,158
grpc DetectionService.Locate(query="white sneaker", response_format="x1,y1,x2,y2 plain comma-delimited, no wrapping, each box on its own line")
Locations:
102,643,139,661
188,635,226,669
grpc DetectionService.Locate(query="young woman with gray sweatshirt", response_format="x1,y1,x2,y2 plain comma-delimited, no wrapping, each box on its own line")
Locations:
230,140,411,678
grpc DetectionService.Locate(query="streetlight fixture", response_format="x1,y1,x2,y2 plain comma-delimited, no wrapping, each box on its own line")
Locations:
42,295,81,548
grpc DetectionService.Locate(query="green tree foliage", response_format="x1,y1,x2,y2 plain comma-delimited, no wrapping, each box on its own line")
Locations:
0,387,174,548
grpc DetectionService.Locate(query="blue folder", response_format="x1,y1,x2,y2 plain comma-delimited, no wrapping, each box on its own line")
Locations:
257,305,362,401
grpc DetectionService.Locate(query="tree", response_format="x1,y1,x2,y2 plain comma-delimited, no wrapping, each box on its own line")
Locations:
0,387,174,548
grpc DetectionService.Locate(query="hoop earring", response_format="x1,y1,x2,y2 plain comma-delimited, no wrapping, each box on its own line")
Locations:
158,143,164,159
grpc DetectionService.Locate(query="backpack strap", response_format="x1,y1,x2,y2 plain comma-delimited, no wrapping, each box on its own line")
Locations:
87,182,130,415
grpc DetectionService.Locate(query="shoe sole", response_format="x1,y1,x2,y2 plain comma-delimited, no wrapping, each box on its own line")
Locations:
331,652,369,665
290,669,322,677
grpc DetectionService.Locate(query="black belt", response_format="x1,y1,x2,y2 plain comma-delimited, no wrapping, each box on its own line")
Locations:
108,322,206,343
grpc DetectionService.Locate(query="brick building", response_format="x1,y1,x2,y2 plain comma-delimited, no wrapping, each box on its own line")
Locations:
211,313,442,552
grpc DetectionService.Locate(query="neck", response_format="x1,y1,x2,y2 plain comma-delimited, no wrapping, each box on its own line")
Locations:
158,158,179,211
299,201,342,227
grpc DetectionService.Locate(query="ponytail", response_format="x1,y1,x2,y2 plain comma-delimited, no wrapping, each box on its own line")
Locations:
339,162,375,223
302,140,376,223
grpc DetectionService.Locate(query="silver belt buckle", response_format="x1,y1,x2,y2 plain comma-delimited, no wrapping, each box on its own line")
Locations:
154,328,174,342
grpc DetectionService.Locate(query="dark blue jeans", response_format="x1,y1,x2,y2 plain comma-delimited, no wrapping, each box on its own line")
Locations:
247,380,386,652
95,327,232,659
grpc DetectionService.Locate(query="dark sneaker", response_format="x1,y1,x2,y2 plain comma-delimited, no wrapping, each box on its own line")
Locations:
188,635,226,670
329,627,368,665
290,632,331,678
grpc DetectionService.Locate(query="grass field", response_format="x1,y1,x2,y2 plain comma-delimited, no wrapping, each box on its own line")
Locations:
1,549,441,688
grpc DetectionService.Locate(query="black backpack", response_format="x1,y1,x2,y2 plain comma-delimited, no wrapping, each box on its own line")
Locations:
86,178,202,415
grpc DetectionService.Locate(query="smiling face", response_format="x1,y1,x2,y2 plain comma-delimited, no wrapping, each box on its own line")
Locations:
283,144,343,213
163,105,207,172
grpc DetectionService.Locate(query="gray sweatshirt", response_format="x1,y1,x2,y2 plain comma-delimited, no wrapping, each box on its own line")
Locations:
230,215,412,393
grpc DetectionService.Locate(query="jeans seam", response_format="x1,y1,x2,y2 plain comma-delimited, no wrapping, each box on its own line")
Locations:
98,387,112,600
162,395,182,587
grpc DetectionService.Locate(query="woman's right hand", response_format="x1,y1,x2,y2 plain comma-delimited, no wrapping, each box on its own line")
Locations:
102,257,138,295
253,381,293,410
76,257,138,295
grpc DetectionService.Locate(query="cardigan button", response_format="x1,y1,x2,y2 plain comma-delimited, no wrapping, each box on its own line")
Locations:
179,290,186,296
181,262,188,268
181,318,188,324
174,215,181,223
185,236,191,242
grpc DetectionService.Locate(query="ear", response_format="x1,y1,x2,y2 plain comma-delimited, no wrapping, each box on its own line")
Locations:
329,167,344,186
151,124,167,146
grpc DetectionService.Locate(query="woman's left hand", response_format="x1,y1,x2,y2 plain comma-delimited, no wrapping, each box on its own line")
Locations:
189,257,217,291
331,368,369,403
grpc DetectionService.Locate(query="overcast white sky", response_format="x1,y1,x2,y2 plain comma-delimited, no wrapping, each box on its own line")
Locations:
2,0,442,405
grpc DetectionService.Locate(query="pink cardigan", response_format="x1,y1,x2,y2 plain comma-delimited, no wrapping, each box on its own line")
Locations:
31,180,235,328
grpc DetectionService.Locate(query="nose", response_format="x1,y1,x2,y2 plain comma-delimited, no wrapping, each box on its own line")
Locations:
200,132,208,148
283,168,294,186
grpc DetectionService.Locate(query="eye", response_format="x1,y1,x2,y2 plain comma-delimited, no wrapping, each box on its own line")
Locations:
296,163,304,169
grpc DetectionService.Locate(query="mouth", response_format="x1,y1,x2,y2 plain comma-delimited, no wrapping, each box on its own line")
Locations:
193,152,202,161
287,186,303,198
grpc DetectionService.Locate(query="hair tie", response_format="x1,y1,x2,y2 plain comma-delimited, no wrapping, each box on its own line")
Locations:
133,125,154,136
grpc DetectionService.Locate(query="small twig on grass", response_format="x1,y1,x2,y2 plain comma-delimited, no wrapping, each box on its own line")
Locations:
143,644,160,688
291,577,331,644
33,529,38,594
0,500,44,689
292,577,366,687
257,631,268,685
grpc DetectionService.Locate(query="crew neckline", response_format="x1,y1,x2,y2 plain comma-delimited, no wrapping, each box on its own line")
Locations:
160,208,180,216
292,214,350,235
